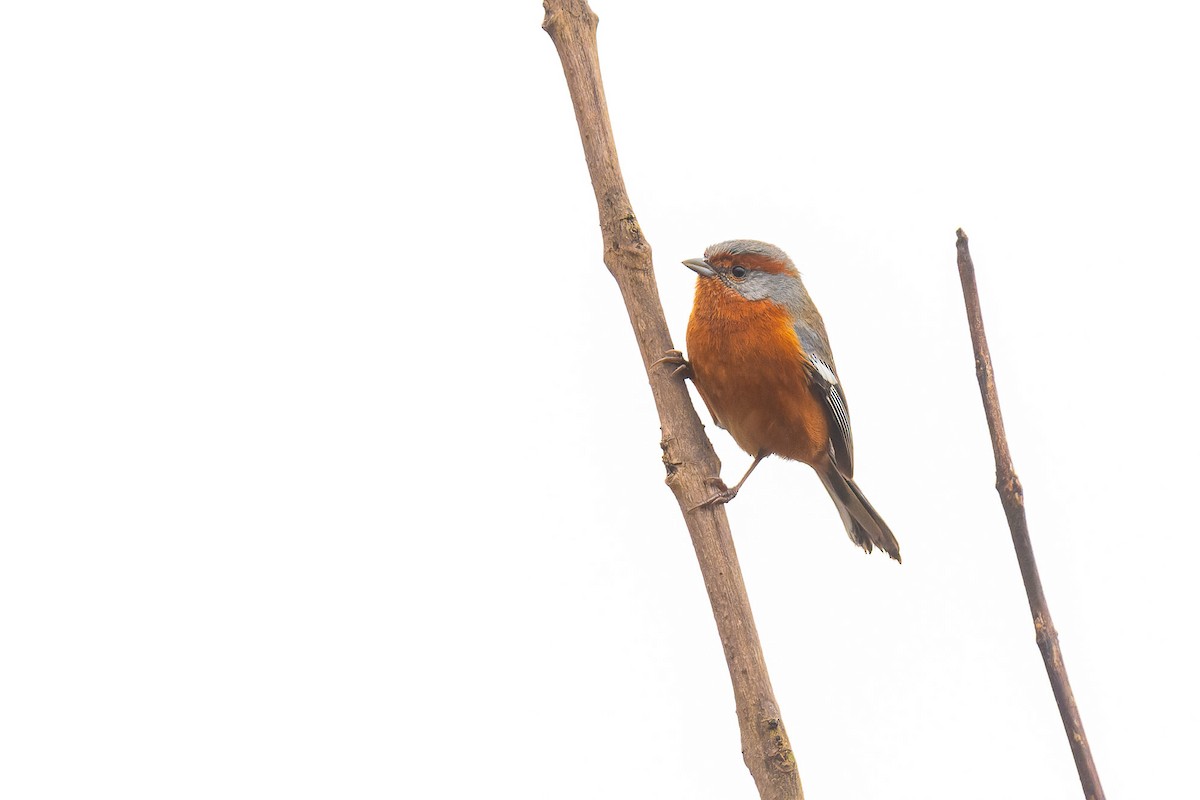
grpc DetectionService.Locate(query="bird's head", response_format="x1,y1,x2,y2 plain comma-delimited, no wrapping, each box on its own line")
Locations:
682,239,805,305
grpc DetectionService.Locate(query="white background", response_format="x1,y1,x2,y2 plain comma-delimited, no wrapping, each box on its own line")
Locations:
3,2,1197,798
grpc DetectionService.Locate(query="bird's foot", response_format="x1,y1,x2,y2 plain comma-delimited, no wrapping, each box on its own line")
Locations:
652,349,692,380
688,477,739,511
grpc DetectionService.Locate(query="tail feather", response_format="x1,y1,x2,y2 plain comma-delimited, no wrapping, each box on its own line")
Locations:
817,468,901,563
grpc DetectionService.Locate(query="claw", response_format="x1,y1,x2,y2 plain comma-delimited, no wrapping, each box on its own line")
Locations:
652,349,686,367
686,455,766,511
687,477,738,511
652,349,692,380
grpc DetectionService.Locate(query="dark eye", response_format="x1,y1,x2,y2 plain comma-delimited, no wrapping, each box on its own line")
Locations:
731,265,747,278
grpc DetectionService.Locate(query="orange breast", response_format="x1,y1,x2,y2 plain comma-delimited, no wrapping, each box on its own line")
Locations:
686,280,829,465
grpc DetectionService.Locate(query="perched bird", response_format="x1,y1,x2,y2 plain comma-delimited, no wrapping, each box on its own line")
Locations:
676,239,900,561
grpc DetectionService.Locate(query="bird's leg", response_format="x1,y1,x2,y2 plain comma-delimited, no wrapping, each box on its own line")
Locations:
652,348,692,380
690,453,767,510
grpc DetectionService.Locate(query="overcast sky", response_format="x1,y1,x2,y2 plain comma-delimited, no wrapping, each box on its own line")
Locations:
3,2,1197,799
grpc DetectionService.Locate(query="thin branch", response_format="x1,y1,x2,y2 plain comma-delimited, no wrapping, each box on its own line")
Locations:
955,228,1106,800
542,2,802,798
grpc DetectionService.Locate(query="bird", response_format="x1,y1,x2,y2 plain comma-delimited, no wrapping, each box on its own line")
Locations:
669,239,900,561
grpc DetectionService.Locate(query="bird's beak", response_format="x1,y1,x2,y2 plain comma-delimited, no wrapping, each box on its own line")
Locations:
682,258,716,278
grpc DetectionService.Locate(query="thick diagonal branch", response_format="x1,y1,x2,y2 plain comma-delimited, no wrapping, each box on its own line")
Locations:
955,228,1105,800
542,2,802,798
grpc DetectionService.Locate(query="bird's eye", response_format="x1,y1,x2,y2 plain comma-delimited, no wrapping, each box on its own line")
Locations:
731,265,747,278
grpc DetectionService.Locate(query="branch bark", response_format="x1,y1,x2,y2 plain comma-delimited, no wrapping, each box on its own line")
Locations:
542,3,802,798
955,229,1106,800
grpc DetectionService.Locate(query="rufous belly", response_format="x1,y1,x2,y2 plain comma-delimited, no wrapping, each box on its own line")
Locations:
687,287,829,466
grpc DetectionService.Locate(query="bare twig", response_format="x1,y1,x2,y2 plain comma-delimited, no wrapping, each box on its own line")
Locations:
955,228,1106,800
542,2,802,798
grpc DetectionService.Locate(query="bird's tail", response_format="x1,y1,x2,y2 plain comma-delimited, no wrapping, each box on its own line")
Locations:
817,467,901,563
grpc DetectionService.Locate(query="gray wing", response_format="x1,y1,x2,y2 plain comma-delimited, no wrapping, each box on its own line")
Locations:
795,324,855,478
